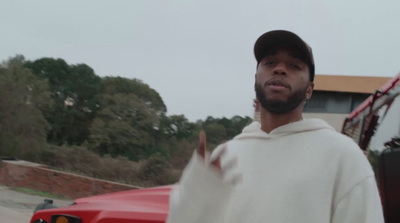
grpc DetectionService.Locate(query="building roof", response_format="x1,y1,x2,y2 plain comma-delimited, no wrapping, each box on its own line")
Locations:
313,74,392,94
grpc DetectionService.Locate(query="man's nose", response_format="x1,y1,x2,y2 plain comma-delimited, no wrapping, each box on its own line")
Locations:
273,63,287,75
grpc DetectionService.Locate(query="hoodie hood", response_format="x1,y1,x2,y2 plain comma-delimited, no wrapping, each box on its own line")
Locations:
235,118,335,140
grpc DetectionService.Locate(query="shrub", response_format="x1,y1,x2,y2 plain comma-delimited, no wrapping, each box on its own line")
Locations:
38,145,146,186
138,153,179,186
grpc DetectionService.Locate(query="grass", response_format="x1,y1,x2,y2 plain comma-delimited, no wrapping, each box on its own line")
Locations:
11,186,65,199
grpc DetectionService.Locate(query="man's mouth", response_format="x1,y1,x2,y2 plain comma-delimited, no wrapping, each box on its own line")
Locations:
266,79,289,88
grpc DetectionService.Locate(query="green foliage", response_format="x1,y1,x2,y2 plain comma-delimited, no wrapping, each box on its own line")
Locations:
201,115,253,147
228,115,254,136
138,153,178,185
0,54,255,187
12,187,65,199
102,76,166,114
88,94,156,160
38,145,144,185
88,77,165,161
0,56,51,159
203,123,228,146
25,58,102,145
160,114,198,140
166,138,196,169
145,143,170,159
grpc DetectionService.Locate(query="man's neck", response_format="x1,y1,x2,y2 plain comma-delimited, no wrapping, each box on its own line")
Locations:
259,107,303,133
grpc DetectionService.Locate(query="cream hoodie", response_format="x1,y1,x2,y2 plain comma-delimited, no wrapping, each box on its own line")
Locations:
167,119,384,223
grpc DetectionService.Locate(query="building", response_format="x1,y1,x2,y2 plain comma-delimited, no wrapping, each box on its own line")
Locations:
303,75,392,131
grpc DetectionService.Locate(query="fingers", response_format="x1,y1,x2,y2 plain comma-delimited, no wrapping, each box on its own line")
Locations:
206,142,243,186
210,144,227,162
210,143,227,170
211,157,221,169
221,156,238,173
213,146,242,186
198,139,239,179
219,151,241,185
197,130,206,159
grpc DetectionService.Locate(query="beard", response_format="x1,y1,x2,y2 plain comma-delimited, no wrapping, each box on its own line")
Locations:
255,82,308,114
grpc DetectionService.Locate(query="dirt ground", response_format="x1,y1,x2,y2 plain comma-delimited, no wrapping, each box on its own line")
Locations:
0,184,72,223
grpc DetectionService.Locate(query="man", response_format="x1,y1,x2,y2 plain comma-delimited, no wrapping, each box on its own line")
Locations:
167,30,384,223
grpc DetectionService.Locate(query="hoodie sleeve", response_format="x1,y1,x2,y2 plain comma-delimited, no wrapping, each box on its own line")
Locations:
331,176,384,223
166,151,235,223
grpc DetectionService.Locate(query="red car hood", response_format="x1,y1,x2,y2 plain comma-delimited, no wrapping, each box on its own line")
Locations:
31,185,174,223
75,185,173,205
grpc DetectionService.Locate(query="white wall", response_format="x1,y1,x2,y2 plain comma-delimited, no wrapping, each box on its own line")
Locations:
303,113,348,132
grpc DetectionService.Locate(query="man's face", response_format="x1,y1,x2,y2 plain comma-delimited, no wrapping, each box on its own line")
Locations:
255,46,313,114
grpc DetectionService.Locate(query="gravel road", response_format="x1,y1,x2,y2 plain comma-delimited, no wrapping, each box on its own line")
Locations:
0,184,72,223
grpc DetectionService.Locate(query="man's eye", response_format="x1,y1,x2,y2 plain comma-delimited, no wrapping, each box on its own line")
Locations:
290,64,301,69
264,61,276,66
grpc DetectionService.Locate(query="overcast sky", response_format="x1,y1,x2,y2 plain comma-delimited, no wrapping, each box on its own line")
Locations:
1,0,399,121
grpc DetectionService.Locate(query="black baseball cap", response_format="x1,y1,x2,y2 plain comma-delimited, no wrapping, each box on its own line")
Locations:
254,30,315,82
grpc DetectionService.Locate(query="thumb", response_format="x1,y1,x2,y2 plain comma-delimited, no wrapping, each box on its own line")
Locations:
197,130,207,160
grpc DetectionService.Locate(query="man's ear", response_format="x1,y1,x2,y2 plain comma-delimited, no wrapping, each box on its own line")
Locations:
253,99,260,112
306,82,314,100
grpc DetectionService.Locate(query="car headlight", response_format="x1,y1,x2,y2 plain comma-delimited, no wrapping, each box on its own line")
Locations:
50,215,81,223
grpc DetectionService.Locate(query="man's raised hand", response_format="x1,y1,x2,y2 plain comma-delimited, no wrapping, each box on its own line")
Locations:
198,130,222,170
197,130,241,184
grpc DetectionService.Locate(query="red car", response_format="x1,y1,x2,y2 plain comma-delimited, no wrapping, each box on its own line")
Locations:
30,185,172,223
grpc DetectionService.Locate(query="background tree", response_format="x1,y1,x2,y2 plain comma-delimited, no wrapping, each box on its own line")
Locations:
201,115,253,147
0,54,255,186
0,56,52,159
160,114,197,140
225,115,253,138
25,58,102,145
203,122,228,146
102,76,166,115
88,77,166,161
